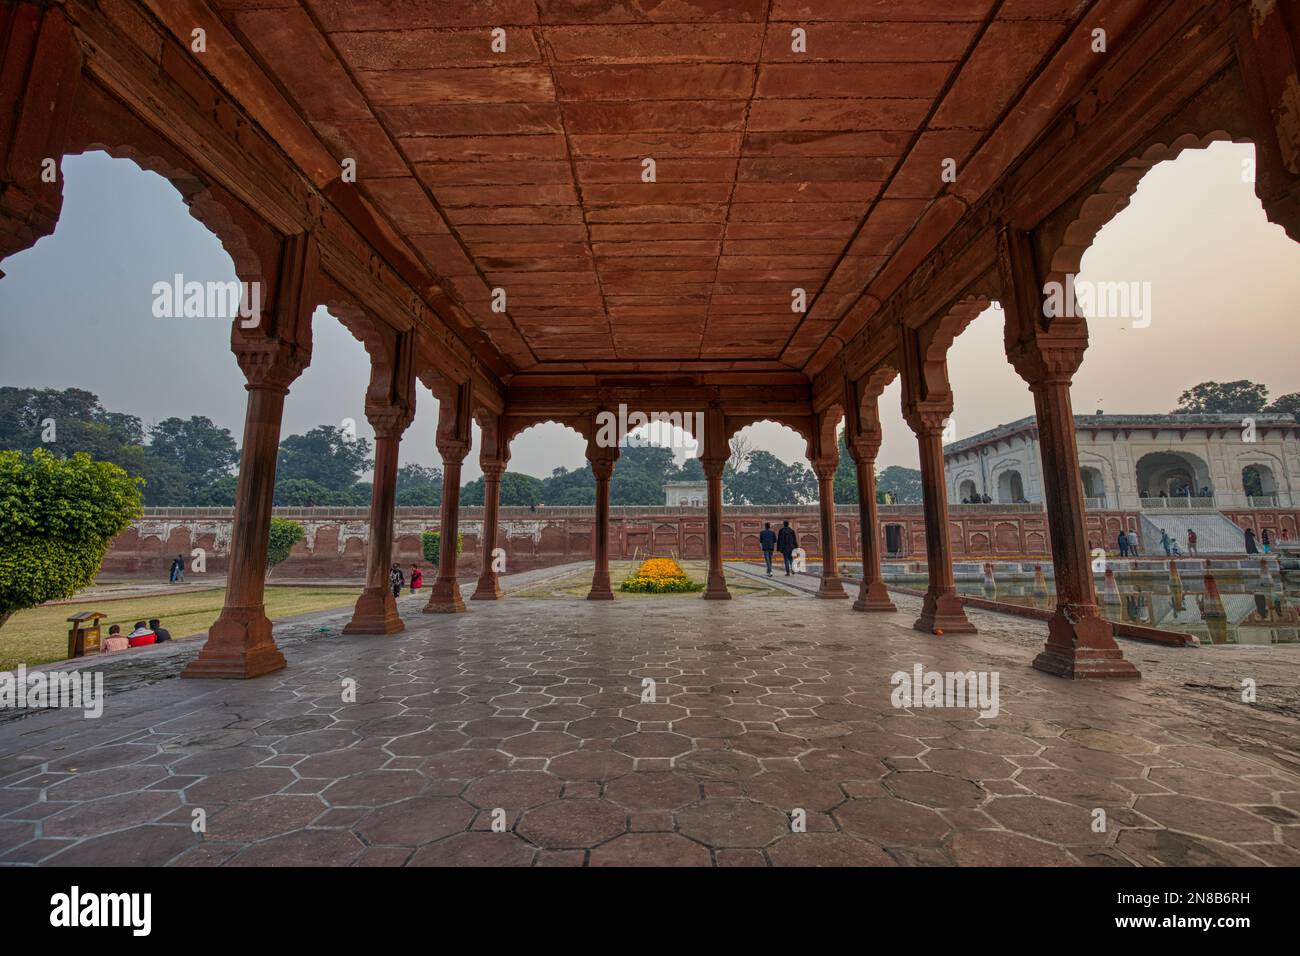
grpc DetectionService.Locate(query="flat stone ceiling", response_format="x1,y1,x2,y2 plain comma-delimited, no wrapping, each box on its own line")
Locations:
213,1,1083,373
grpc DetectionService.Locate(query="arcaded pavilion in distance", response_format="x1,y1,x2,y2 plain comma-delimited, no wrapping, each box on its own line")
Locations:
2,0,1299,687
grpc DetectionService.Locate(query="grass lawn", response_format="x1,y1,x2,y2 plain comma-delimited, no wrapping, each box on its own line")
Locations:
0,586,361,671
512,560,786,599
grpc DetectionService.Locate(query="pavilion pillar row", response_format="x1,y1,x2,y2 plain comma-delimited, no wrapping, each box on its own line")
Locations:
473,411,509,601
345,335,416,634
701,403,731,599
811,412,847,599
586,432,618,601
183,233,317,679
1000,227,1139,678
901,340,975,636
425,382,472,614
844,377,895,612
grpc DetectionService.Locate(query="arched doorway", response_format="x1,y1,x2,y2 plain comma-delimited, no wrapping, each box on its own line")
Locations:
1079,466,1107,504
957,478,978,502
1136,451,1212,498
997,469,1025,504
1242,463,1278,502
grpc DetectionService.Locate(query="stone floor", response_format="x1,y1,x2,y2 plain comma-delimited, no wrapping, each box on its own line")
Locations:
2,577,1298,867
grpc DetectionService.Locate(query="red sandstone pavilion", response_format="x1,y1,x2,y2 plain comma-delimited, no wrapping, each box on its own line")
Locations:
2,1,1298,684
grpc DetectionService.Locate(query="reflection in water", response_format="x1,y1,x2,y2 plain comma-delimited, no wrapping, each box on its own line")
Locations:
953,568,1300,646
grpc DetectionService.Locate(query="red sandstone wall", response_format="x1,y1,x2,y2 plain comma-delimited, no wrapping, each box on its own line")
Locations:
101,505,1069,581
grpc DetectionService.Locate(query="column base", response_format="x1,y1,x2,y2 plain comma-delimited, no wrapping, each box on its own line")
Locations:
472,574,503,600
703,568,731,599
343,587,404,635
586,589,615,601
423,579,466,613
182,607,286,679
914,589,976,634
588,569,614,601
1032,608,1140,679
853,579,896,612
816,574,849,599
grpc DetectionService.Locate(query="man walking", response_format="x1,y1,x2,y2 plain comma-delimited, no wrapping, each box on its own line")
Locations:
1117,529,1128,558
1186,529,1198,557
759,522,777,576
169,553,185,584
389,563,405,599
1160,528,1172,556
1127,529,1139,557
776,520,798,576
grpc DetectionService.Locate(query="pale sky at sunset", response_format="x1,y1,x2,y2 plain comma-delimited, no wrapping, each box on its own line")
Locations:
1,141,1297,481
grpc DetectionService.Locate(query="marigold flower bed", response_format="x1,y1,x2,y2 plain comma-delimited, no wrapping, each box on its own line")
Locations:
619,557,705,594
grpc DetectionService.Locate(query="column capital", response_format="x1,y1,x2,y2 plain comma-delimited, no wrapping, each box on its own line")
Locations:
903,404,951,437
481,459,507,481
811,459,837,481
1006,332,1087,389
847,433,882,464
701,457,727,480
365,401,414,439
436,438,470,465
590,457,616,481
235,341,308,393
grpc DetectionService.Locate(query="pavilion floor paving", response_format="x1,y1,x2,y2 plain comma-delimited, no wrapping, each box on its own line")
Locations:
1,579,1297,867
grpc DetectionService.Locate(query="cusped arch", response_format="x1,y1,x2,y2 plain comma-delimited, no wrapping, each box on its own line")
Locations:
502,416,593,447
724,415,817,461
1045,131,1247,289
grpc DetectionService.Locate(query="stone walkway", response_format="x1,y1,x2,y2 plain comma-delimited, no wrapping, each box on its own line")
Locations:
1,585,1298,866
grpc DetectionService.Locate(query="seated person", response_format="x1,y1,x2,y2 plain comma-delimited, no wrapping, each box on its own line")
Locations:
127,620,157,647
148,618,172,643
102,624,130,653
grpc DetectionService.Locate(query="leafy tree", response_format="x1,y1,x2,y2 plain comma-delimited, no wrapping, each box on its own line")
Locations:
0,387,146,477
277,425,372,493
0,450,142,630
421,530,463,565
193,474,238,506
397,463,442,492
1174,380,1269,414
542,465,596,505
674,456,705,480
462,471,544,506
1265,392,1300,415
266,518,304,568
725,450,816,505
833,432,858,504
274,478,342,507
144,416,238,505
876,465,922,503
397,482,441,507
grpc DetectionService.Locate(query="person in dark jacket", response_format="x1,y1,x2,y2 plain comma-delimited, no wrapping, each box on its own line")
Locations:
148,618,172,643
776,521,798,575
390,563,405,599
1245,527,1258,554
169,553,185,583
1117,530,1128,558
759,522,777,576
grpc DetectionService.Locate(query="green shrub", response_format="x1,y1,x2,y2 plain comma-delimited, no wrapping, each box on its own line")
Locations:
0,449,142,629
422,529,463,565
267,518,305,568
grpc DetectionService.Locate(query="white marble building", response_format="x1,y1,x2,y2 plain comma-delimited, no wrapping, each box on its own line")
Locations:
943,414,1300,510
664,480,707,507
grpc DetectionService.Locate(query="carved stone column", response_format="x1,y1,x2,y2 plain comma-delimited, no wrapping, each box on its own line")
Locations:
184,233,316,679
344,407,411,634
1001,226,1138,679
425,384,471,613
904,402,976,635
812,459,848,598
848,436,895,612
702,456,731,599
473,461,506,600
587,451,616,600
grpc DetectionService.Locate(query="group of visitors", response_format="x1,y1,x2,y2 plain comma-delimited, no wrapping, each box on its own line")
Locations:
1139,486,1212,498
1115,529,1141,557
390,563,424,598
103,618,173,653
961,493,993,504
1245,527,1283,554
1155,528,1196,557
758,521,800,576
168,553,185,583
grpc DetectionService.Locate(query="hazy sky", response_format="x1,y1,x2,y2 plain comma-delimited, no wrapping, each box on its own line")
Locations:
1,142,1297,481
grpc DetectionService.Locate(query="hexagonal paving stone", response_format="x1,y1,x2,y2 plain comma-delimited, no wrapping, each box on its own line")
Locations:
731,732,809,758
834,798,950,848
590,833,711,866
984,796,1107,845
1133,795,1276,844
516,799,627,849
463,771,563,810
676,798,790,848
546,750,635,783
884,771,985,809
408,832,536,866
355,796,475,845
42,790,183,839
745,771,845,813
501,731,580,758
768,832,896,866
674,749,763,779
1014,768,1140,807
672,716,745,738
614,732,693,758
605,772,700,811
321,770,427,807
227,829,365,866
945,830,1080,866
206,795,326,842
